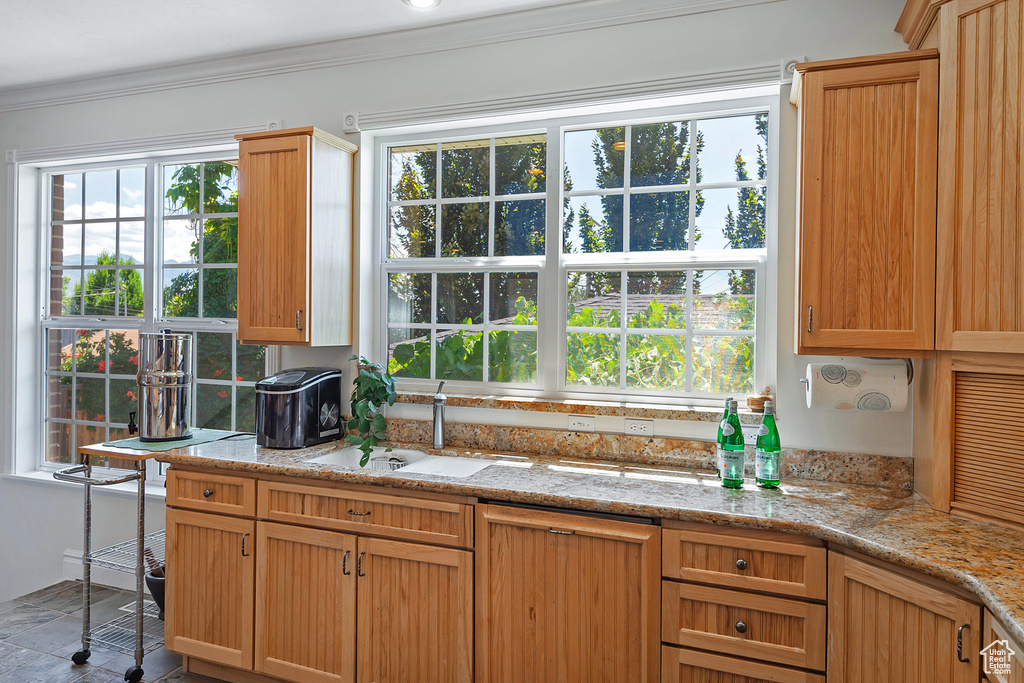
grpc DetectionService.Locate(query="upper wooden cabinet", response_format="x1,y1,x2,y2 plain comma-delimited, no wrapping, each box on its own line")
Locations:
793,51,939,355
236,126,356,346
934,0,1024,353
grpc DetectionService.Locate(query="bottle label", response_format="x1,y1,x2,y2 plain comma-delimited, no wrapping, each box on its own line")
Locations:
721,421,735,436
756,424,769,436
716,445,725,475
722,449,744,480
756,448,780,481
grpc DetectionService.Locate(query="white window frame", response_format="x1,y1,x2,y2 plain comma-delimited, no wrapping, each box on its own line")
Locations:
373,91,780,406
37,150,260,482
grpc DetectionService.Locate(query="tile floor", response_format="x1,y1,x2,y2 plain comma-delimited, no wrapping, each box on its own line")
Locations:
0,581,223,683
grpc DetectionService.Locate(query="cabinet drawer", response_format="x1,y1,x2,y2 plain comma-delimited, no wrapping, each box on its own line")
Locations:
662,582,826,671
661,645,825,683
257,480,473,548
983,610,1024,683
662,525,827,600
167,469,256,517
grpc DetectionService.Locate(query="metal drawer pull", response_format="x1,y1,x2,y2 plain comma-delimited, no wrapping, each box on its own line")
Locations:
347,509,371,517
735,621,747,634
241,533,250,557
296,310,303,331
957,624,970,663
342,550,351,576
357,551,366,577
807,305,813,333
736,559,748,570
202,489,214,498
548,529,575,535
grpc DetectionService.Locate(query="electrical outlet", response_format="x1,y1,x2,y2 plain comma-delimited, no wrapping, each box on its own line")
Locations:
741,424,759,446
568,414,596,432
624,417,654,436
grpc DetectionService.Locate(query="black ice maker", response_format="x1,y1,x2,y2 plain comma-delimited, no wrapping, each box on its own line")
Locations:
255,367,343,449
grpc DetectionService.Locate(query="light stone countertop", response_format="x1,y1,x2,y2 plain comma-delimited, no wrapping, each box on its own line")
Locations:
154,435,1024,645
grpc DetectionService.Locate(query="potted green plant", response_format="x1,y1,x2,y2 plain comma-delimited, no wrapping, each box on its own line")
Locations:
346,355,398,466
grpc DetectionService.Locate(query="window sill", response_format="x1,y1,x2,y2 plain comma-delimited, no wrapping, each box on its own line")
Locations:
394,393,763,425
1,470,167,500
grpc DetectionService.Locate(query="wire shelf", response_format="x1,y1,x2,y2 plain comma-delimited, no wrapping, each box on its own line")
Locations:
87,529,165,574
87,601,164,656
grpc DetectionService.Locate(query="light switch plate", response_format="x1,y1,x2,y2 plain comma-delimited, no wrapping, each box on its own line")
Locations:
568,414,596,432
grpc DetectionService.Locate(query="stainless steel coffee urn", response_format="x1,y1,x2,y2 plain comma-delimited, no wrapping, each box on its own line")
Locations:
137,330,193,442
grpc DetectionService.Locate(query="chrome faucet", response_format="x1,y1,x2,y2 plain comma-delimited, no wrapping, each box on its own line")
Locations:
432,381,447,450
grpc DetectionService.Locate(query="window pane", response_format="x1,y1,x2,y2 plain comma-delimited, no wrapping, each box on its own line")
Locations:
489,272,538,325
629,191,689,251
388,327,431,378
237,340,266,381
164,267,198,317
626,271,687,329
108,330,139,375
202,268,237,318
203,161,238,213
84,222,117,262
55,223,82,265
83,269,118,317
691,335,754,394
437,273,483,325
495,137,546,195
390,145,436,202
59,270,82,315
388,273,431,325
73,329,105,374
119,167,145,217
164,219,198,264
564,127,624,191
631,122,690,187
692,269,755,330
441,203,487,257
47,375,73,421
435,330,483,381
76,376,106,422
119,221,145,265
442,140,489,198
197,332,232,380
163,164,200,216
46,422,74,465
110,378,138,426
626,335,686,390
489,331,537,383
495,200,545,256
567,271,621,328
236,386,256,432
696,114,768,184
566,332,619,387
196,384,232,430
84,170,116,219
389,205,436,258
694,187,765,251
52,173,82,221
203,217,238,264
46,328,72,373
562,195,622,254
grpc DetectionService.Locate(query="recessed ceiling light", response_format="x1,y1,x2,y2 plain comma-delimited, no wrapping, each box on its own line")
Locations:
403,0,441,8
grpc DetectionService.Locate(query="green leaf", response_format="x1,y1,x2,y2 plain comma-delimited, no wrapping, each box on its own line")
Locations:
372,414,386,431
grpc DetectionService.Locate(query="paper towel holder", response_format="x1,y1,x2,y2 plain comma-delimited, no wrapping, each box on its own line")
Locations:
799,359,914,386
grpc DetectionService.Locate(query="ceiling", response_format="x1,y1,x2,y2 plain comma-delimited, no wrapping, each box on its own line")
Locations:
0,0,585,92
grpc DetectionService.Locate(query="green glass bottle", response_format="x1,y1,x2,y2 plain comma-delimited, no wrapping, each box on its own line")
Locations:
721,399,745,489
715,397,733,479
755,400,781,489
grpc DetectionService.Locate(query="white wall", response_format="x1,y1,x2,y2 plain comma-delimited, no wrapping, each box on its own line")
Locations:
0,0,910,601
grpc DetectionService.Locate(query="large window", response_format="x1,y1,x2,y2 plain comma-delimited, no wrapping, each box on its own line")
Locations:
380,101,771,401
42,157,265,469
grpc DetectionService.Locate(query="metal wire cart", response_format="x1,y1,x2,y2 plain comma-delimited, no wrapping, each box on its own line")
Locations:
54,443,165,683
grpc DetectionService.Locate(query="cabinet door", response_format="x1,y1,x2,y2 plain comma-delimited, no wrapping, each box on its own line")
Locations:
355,536,473,683
936,0,1024,353
476,504,660,683
237,133,310,344
255,522,356,683
165,508,255,669
829,552,981,682
797,53,938,354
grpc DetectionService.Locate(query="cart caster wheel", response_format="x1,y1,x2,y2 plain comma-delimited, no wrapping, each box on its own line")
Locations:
71,650,90,665
124,665,143,683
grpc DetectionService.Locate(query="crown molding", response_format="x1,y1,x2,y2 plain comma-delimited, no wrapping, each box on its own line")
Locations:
0,0,784,114
895,0,950,49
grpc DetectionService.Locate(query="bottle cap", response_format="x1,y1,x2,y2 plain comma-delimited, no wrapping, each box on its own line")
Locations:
764,400,774,414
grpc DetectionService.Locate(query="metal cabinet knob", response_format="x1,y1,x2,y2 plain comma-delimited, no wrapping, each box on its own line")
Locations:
202,489,214,498
735,621,747,634
736,559,748,570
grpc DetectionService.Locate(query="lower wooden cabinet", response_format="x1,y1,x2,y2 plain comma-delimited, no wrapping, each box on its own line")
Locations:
475,503,661,683
828,551,982,682
165,508,256,670
661,646,825,683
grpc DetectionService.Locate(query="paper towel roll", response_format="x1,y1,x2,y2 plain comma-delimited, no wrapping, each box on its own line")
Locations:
804,360,908,412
